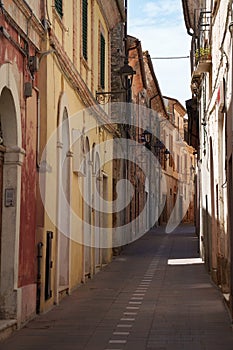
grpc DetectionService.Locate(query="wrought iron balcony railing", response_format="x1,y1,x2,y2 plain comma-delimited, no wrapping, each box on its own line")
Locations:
192,10,212,74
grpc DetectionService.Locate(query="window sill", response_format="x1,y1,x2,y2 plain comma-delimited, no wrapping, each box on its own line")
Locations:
80,56,91,71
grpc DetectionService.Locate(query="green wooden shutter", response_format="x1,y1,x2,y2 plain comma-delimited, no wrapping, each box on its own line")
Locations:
82,0,88,60
55,0,63,18
100,34,105,89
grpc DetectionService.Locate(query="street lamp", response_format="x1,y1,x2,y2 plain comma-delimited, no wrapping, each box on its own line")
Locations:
143,130,152,143
118,59,136,91
96,0,135,104
141,128,152,154
164,148,170,161
95,60,136,104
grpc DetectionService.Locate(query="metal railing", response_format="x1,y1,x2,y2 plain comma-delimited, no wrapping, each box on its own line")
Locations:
192,10,212,70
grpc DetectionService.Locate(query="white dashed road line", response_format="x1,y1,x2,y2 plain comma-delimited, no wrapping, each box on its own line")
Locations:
105,246,166,350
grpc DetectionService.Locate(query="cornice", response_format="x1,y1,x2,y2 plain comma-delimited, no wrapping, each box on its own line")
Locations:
181,0,192,32
12,0,45,38
96,0,124,30
2,0,45,50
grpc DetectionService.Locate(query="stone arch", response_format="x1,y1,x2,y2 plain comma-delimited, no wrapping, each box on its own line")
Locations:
57,92,71,146
209,136,217,278
0,63,22,148
94,151,102,269
84,136,90,159
83,136,92,278
0,63,24,320
56,93,72,301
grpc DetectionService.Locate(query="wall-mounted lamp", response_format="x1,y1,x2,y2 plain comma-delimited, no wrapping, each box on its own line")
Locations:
118,59,136,90
96,59,136,104
141,129,152,144
164,148,170,161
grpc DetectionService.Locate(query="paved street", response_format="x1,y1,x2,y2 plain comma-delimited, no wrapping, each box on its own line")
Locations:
1,225,233,350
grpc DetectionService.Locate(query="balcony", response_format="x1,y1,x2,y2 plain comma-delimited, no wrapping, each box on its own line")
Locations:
194,47,212,74
190,10,212,94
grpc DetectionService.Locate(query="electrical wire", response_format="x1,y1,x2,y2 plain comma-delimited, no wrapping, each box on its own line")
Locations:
151,56,190,60
128,55,190,60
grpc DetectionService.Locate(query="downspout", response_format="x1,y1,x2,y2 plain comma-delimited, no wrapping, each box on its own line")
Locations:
33,86,41,169
228,3,233,320
36,242,43,314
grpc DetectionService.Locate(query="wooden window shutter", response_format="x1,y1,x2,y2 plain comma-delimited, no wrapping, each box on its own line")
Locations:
55,0,63,18
100,34,105,89
82,0,88,60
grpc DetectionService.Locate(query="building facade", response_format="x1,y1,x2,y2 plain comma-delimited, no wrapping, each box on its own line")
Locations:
0,0,44,330
182,0,233,317
37,0,124,314
128,36,196,230
0,0,125,335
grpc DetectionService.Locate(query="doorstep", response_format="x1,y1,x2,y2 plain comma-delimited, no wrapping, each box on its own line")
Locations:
0,319,17,342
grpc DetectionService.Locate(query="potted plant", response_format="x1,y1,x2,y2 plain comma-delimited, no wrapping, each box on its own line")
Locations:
195,47,211,64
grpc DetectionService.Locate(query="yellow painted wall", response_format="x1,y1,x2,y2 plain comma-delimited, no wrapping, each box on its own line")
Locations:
38,0,117,311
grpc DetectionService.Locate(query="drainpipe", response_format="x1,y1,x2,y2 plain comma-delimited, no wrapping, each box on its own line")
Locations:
36,242,43,314
33,86,41,169
228,5,233,320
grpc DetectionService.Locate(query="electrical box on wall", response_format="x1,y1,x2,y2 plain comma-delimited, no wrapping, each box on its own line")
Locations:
29,55,39,73
24,82,32,98
5,188,15,207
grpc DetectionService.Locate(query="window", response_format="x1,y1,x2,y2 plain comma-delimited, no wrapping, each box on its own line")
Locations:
100,33,105,89
184,154,187,181
177,155,180,172
169,134,173,167
55,0,63,18
82,0,88,60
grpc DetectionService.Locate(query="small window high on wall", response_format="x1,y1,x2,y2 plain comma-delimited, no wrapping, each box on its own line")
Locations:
55,0,63,18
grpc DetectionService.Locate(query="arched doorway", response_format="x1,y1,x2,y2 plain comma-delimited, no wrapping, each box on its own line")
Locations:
0,71,23,320
83,137,92,278
94,151,102,269
56,95,71,301
210,137,217,281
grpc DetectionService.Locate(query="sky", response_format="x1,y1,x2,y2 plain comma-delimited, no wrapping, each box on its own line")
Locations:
128,0,191,107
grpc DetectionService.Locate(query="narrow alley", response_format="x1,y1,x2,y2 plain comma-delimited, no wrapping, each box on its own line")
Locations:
1,225,233,350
